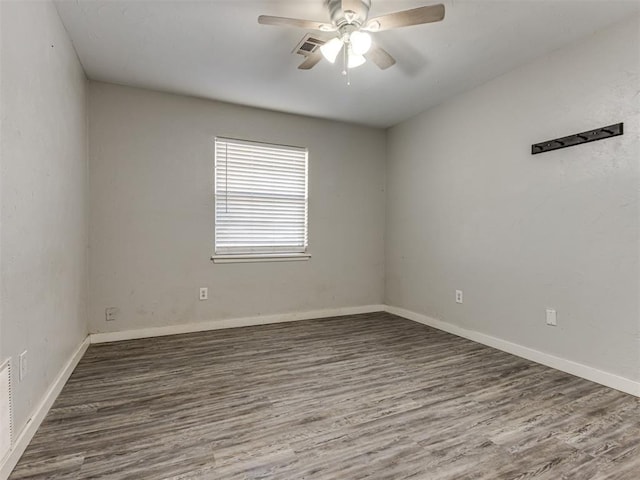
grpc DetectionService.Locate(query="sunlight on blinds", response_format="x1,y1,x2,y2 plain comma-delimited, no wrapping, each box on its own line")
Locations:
215,138,308,255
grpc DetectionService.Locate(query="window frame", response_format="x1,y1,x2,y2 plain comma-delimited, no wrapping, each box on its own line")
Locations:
211,137,310,264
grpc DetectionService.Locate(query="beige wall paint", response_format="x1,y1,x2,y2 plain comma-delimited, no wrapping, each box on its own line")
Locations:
88,82,386,333
0,0,88,434
386,16,640,381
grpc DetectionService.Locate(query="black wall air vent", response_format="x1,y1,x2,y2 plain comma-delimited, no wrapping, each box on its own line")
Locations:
532,123,623,155
299,42,316,52
293,35,326,56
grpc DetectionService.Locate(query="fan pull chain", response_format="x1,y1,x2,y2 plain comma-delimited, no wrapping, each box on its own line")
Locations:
342,45,347,77
342,45,351,86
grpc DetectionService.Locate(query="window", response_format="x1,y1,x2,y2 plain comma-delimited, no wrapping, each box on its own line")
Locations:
213,137,309,263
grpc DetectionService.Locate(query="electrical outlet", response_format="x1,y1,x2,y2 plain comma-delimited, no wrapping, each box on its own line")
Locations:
105,307,119,322
199,287,208,301
546,309,557,326
455,290,463,304
19,351,27,381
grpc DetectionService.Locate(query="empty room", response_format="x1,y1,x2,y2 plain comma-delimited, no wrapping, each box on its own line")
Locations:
1,0,639,478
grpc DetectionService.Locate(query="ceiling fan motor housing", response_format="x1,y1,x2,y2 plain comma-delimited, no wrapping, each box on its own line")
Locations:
327,0,371,28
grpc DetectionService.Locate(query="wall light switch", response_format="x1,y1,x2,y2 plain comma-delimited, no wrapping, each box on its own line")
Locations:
199,287,208,301
546,309,557,326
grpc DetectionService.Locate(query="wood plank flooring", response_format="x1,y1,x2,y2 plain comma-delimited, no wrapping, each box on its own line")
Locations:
10,312,640,479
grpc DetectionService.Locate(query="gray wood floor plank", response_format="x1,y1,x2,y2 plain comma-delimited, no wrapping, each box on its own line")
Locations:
9,312,640,479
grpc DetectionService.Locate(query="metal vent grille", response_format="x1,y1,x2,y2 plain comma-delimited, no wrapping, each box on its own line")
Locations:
299,42,316,52
0,359,13,462
293,34,326,56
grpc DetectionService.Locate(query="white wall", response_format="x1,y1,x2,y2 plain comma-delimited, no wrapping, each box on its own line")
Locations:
0,0,88,435
386,16,640,382
88,82,386,333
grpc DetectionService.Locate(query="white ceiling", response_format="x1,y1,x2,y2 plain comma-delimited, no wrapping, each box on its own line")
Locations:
55,0,640,128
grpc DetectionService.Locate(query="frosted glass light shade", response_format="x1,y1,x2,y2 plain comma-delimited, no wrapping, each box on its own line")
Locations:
350,31,372,55
348,51,366,69
320,37,343,63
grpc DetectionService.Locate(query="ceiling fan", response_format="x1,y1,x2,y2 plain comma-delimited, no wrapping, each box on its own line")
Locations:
258,0,445,75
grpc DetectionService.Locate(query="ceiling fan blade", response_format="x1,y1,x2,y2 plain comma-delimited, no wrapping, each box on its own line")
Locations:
364,4,445,32
298,52,323,70
365,46,396,70
258,15,335,32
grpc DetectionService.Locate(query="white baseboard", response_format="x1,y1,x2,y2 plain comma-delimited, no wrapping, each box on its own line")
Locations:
0,337,90,480
90,305,387,344
385,305,640,398
0,304,636,480
91,304,639,397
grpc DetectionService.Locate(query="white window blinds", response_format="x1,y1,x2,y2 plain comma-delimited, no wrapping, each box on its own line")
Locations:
215,137,308,255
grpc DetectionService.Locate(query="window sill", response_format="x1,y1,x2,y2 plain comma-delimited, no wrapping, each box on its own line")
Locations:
211,253,311,264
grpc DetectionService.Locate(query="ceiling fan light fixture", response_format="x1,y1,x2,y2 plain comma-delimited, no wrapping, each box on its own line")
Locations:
350,31,372,55
258,2,446,73
320,37,343,63
347,50,366,69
